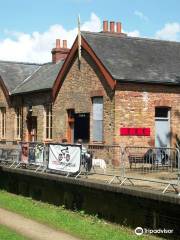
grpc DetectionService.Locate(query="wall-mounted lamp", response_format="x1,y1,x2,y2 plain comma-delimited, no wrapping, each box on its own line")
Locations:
27,106,32,113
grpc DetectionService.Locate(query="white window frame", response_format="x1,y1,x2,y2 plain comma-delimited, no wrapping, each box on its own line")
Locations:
45,105,53,139
15,107,22,139
0,108,6,139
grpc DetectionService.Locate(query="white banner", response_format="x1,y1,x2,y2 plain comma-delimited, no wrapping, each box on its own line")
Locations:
48,144,81,173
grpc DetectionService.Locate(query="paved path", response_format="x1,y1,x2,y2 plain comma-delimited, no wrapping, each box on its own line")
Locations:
0,208,80,240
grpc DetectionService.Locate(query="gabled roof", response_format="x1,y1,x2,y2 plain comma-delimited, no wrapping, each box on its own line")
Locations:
1,30,180,100
53,31,180,100
52,36,115,100
12,61,64,95
82,31,180,85
0,61,41,93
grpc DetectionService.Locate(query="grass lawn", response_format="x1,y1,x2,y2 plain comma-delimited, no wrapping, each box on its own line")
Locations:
0,224,28,240
0,190,162,240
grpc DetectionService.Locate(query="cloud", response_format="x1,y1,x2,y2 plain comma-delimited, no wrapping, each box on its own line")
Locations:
0,12,141,63
0,13,101,63
126,30,140,37
134,10,148,21
81,13,101,32
155,22,180,41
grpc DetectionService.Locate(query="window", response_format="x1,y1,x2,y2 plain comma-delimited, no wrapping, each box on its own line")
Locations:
45,105,52,139
155,107,169,118
0,108,6,139
92,97,103,142
15,107,22,139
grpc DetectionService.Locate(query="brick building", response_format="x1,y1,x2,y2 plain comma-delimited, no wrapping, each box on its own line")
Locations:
0,20,179,148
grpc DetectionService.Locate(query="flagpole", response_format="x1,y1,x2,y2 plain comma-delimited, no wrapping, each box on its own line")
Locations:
78,15,81,69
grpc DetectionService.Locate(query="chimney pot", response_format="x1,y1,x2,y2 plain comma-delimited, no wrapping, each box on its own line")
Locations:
63,40,67,48
110,21,115,33
116,22,122,33
52,39,70,63
56,39,61,48
103,20,108,32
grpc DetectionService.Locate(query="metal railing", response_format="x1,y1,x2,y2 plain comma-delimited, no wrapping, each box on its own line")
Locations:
0,141,21,167
0,141,179,195
87,144,122,175
77,144,179,194
0,141,47,172
109,146,180,194
74,144,122,179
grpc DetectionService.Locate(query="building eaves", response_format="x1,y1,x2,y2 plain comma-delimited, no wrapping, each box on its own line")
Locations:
11,60,64,95
0,60,41,93
82,31,180,86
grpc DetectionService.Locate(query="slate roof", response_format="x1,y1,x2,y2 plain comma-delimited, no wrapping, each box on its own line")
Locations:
0,61,41,93
1,32,180,97
82,31,180,85
12,61,64,95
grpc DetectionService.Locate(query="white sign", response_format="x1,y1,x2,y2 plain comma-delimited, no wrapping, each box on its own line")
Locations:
48,144,81,173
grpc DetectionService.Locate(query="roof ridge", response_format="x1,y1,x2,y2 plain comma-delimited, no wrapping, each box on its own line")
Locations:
81,31,180,45
0,60,42,66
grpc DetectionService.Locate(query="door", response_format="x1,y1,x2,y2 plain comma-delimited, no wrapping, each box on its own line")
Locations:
27,116,37,142
74,113,90,143
155,108,170,148
67,109,75,143
155,108,170,164
155,119,170,148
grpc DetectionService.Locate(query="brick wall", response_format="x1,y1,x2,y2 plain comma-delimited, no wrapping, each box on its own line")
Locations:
0,55,179,148
22,92,52,141
0,88,17,141
53,51,115,144
114,83,180,147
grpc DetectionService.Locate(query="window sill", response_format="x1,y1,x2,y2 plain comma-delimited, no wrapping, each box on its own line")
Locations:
90,141,105,145
44,139,53,143
14,138,21,141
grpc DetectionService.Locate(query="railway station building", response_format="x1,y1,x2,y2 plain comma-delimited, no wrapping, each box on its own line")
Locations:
0,20,179,148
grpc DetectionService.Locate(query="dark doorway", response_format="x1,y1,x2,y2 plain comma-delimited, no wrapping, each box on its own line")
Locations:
27,116,37,142
74,113,90,143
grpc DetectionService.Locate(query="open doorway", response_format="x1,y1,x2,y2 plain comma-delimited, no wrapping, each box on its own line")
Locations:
74,113,90,143
27,116,37,142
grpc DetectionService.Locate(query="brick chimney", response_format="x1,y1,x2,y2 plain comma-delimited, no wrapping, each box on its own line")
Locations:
103,20,108,32
51,39,70,63
102,20,127,37
116,22,122,33
110,21,115,33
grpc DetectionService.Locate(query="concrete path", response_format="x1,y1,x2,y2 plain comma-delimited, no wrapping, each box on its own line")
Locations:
0,208,80,240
